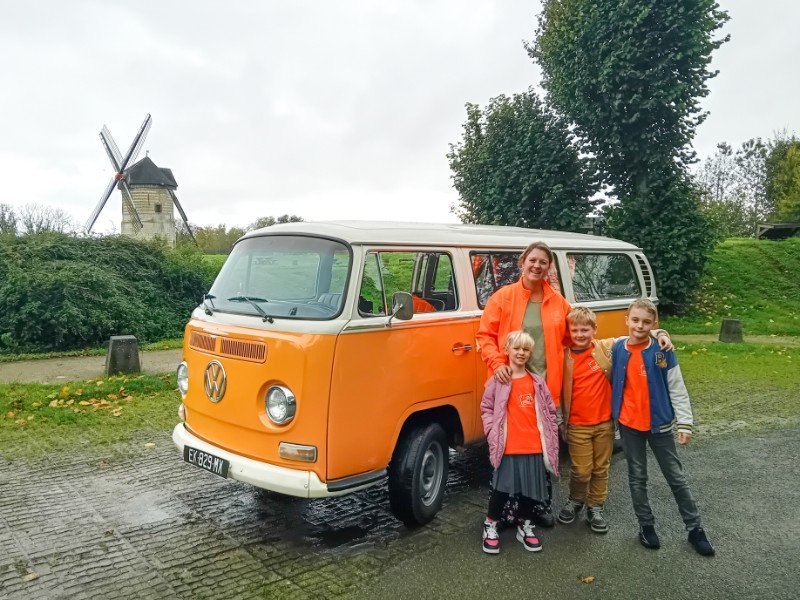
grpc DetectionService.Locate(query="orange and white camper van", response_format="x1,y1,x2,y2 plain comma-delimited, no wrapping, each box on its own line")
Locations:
173,221,657,525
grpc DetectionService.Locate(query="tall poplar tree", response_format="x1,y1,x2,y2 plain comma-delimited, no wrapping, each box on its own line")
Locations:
531,0,729,311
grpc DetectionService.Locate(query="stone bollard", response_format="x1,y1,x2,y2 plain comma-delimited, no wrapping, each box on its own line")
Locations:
719,318,743,343
105,335,141,375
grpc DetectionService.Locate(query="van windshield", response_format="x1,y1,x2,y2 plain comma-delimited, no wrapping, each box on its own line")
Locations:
208,235,351,320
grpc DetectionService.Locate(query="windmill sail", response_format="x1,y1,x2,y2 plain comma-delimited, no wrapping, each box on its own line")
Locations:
169,189,196,243
120,182,143,231
84,177,118,233
85,114,151,234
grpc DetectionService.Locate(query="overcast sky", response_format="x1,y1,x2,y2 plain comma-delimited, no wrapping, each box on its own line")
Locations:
1,1,798,233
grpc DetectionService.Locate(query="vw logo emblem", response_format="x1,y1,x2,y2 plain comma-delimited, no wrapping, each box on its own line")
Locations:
204,360,227,403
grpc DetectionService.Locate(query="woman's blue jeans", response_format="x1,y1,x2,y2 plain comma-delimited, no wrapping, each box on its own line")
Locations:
619,424,701,531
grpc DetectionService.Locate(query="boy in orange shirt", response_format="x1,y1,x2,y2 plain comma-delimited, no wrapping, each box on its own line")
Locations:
611,299,715,556
558,307,671,534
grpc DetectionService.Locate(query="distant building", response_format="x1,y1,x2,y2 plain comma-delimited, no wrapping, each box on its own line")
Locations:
756,222,800,240
121,156,177,245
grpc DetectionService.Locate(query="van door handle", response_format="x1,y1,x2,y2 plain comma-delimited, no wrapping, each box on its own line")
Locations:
451,343,472,353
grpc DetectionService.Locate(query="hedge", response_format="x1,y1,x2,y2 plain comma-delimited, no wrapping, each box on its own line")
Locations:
0,233,212,353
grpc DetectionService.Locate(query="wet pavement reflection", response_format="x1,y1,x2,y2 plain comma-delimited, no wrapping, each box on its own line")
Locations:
0,435,494,599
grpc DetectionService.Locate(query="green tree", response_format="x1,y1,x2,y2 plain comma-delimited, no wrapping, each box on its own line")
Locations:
694,143,757,238
448,91,598,231
247,214,304,231
532,0,728,311
766,137,800,222
0,204,16,236
193,224,245,254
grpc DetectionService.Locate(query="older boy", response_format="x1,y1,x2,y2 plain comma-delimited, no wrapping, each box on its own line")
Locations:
611,299,715,556
558,307,670,534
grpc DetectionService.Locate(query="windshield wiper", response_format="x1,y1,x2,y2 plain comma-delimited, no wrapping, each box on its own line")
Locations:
227,295,274,323
202,293,216,315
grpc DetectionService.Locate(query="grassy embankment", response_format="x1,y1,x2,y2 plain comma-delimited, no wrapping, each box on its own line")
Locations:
661,238,800,336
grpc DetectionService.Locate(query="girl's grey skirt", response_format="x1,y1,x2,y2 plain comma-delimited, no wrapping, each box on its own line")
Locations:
492,453,548,502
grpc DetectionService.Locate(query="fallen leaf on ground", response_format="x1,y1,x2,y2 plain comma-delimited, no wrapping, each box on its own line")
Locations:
31,402,41,409
6,411,16,418
578,575,595,584
144,443,156,448
22,572,39,582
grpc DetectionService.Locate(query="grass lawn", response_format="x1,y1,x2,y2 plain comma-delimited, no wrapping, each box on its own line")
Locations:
2,342,798,461
0,373,179,460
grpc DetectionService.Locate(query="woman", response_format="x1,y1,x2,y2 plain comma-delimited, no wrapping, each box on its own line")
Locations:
476,242,571,400
476,241,571,526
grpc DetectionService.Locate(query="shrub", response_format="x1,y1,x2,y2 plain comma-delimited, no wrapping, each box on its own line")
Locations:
0,234,211,353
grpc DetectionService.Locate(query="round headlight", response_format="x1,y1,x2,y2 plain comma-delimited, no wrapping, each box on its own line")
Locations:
265,385,296,424
177,362,189,397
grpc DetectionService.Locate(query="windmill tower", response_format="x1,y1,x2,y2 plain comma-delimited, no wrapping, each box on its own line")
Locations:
84,114,195,245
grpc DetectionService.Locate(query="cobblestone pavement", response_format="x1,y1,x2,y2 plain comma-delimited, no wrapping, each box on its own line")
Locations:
0,432,494,600
5,428,799,600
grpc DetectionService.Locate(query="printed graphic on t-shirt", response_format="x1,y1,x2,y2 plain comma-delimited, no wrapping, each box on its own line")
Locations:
589,359,601,373
505,377,542,455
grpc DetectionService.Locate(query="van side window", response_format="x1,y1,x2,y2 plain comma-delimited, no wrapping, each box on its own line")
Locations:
470,252,522,308
359,251,458,316
568,253,641,302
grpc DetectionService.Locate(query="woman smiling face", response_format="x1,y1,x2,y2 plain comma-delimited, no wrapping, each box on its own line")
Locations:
520,247,551,289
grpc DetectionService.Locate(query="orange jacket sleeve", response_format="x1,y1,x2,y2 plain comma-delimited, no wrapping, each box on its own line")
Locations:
476,292,507,374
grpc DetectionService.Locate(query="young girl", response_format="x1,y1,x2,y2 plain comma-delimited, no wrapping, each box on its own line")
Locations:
480,331,560,554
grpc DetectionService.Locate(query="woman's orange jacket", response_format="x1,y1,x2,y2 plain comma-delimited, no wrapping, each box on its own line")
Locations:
476,277,571,406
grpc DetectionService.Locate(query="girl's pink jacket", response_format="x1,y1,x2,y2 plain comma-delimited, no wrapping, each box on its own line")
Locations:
480,372,560,476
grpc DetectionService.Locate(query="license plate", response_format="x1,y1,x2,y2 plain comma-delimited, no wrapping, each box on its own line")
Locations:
184,446,230,478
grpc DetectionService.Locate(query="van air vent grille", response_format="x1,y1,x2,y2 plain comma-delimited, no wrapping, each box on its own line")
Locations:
189,331,217,353
219,338,267,363
635,254,655,297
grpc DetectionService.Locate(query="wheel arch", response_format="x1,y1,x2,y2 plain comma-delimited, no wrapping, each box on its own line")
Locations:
393,404,464,453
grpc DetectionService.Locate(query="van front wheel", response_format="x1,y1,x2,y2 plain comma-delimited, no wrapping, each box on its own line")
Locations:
388,423,449,526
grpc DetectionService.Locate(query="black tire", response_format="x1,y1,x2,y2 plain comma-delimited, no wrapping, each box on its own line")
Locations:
388,422,449,526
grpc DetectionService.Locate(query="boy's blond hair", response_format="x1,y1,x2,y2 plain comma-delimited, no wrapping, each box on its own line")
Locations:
627,298,658,320
567,306,597,328
504,330,534,352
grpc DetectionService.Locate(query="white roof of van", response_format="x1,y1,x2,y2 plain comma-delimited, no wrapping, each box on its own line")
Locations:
242,220,641,251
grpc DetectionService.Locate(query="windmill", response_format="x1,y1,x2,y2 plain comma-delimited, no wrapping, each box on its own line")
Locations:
84,114,195,243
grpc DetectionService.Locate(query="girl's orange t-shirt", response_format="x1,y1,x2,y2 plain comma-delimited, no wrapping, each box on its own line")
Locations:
569,348,612,426
619,341,651,432
504,375,542,455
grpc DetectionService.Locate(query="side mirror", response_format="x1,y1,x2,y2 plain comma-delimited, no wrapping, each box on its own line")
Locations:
387,291,414,325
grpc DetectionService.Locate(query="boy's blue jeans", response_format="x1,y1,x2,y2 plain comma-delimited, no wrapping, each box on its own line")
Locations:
619,424,701,531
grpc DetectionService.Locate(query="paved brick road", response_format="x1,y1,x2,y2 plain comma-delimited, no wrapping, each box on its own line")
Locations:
3,425,799,599
0,434,492,599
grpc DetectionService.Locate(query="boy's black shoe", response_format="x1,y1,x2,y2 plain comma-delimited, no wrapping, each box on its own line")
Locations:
586,505,609,534
639,525,660,549
557,499,584,524
688,527,715,556
533,508,555,528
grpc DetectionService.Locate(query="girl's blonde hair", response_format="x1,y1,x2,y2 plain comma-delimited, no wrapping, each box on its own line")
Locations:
504,330,534,352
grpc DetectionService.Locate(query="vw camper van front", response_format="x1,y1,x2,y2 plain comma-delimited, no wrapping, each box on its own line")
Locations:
173,233,351,497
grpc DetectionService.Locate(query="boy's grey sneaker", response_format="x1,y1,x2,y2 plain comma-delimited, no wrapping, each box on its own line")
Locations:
557,499,584,524
688,526,715,556
586,504,609,534
639,525,660,549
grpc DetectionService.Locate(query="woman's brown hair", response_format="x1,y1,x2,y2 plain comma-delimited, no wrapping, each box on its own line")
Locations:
518,241,554,268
